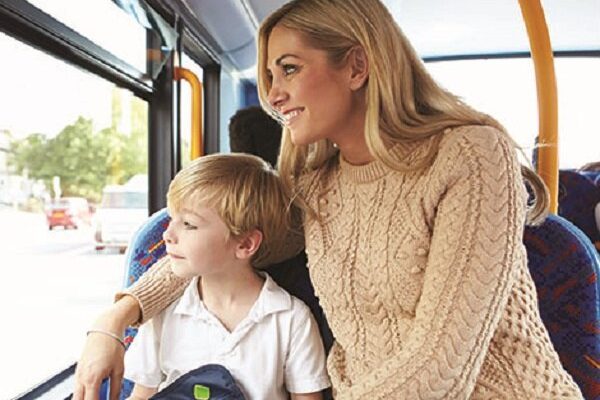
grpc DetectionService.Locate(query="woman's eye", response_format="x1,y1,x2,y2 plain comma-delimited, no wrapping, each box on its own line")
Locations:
282,64,297,76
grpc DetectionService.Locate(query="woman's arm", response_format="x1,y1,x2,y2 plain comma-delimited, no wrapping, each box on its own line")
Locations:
118,257,190,325
336,127,526,399
74,257,189,400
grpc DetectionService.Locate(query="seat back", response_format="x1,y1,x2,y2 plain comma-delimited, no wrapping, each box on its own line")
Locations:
558,170,600,246
578,170,600,187
524,214,600,399
98,209,170,400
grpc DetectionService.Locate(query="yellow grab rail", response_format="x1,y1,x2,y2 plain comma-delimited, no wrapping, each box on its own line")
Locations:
174,67,203,160
518,0,559,213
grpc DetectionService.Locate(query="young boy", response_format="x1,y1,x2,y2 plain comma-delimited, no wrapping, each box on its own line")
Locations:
124,153,330,400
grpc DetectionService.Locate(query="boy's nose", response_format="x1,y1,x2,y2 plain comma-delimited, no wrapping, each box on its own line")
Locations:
163,223,176,244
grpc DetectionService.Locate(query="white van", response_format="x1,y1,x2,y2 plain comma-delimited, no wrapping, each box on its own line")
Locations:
94,175,148,253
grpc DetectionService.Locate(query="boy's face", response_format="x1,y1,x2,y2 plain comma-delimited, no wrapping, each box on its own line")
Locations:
164,204,239,279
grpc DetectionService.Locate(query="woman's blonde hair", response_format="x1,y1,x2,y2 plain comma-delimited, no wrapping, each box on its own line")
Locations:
257,0,548,225
167,153,291,266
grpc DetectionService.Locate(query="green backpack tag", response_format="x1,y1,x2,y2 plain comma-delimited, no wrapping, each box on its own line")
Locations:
193,384,210,400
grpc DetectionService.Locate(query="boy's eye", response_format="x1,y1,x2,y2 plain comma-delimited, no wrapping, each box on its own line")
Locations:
183,221,197,230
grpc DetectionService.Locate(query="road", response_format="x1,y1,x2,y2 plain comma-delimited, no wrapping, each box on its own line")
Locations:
0,207,125,400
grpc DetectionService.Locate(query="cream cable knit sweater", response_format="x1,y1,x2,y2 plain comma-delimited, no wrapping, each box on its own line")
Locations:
123,126,582,399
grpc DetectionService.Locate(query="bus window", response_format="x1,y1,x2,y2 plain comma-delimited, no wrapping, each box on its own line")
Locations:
26,0,146,71
427,57,600,169
0,31,148,399
95,176,149,254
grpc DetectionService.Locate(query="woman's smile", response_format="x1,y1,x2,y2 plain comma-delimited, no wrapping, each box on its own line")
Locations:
282,107,304,127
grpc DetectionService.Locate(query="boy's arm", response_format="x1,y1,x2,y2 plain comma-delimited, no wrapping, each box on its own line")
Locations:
291,392,323,400
285,302,331,396
126,384,158,400
122,315,165,399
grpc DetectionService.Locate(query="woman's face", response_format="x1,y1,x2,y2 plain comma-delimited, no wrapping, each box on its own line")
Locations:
266,25,362,146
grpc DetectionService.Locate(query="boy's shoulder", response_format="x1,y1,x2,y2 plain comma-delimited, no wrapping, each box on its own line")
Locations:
258,273,312,322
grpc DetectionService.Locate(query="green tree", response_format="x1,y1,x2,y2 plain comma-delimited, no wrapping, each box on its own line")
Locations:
7,91,148,202
8,133,48,177
9,117,112,202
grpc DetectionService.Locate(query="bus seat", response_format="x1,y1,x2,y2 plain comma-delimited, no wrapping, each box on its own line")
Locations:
524,213,600,399
122,208,170,290
98,208,170,400
558,170,600,248
579,170,600,187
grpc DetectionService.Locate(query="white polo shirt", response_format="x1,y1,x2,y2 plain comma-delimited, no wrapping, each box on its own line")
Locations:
124,273,330,399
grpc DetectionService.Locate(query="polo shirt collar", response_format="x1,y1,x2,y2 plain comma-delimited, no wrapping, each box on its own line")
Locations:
173,273,292,323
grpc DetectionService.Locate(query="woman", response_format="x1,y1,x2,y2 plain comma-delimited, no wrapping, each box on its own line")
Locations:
74,1,583,399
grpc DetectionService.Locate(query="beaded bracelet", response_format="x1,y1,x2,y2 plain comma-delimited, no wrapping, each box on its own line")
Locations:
87,329,126,349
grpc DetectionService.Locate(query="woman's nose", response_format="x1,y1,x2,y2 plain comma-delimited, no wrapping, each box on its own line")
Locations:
163,222,176,244
267,80,287,111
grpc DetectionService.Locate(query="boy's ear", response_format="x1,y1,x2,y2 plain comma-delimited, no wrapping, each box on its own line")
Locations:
348,45,369,91
235,229,263,260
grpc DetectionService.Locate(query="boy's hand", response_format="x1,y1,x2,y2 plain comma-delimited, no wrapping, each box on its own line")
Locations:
73,296,140,400
127,383,158,400
73,330,125,400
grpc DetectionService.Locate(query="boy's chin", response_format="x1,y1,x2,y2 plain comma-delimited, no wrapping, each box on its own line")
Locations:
169,262,194,279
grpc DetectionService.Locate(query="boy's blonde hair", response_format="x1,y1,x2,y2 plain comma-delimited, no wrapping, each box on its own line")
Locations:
167,153,291,267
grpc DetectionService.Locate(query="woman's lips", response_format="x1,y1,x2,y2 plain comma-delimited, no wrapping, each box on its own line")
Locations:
283,108,304,126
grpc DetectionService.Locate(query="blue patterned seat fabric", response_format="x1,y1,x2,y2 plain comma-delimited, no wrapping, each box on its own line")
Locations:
524,214,600,399
558,170,600,248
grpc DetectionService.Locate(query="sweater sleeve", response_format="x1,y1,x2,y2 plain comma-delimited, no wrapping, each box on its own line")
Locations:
336,126,527,399
115,256,190,325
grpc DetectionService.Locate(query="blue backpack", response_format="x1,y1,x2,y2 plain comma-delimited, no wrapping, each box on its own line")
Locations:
150,364,246,400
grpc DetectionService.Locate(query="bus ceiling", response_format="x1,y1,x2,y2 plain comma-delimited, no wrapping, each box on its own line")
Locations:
161,0,599,74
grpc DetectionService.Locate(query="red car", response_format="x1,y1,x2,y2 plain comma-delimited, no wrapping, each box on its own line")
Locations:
46,197,92,230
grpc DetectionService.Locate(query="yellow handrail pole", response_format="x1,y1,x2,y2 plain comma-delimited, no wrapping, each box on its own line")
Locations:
174,67,203,160
518,0,559,213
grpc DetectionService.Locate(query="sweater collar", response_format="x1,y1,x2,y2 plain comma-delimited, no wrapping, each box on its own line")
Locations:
338,153,388,183
338,138,435,184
